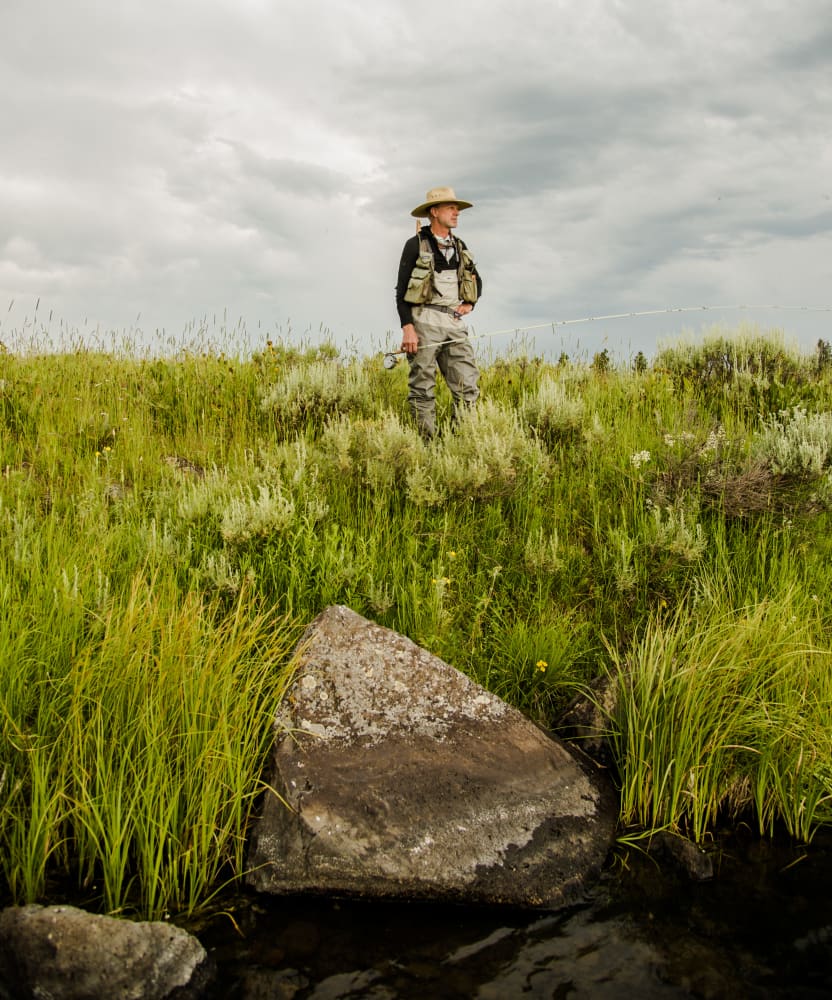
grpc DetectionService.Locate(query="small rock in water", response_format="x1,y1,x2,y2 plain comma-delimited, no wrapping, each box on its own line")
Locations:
0,903,213,1000
650,831,715,881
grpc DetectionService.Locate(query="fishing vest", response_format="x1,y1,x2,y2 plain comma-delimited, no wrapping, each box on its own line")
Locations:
403,235,479,306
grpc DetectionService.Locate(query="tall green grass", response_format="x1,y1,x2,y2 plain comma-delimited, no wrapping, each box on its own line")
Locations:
607,587,832,843
0,573,300,917
2,327,832,915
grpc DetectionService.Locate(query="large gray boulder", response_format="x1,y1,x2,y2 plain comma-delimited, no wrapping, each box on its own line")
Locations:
247,606,617,907
0,904,212,1000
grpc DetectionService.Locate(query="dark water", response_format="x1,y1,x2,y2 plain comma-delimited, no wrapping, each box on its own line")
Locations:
192,831,832,999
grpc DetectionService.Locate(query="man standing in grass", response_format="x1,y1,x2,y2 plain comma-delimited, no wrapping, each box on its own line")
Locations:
396,186,482,440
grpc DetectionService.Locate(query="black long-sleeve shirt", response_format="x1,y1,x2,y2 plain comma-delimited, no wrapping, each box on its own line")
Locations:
395,226,483,327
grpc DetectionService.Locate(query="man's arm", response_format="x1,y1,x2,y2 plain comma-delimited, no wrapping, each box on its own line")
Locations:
395,234,420,328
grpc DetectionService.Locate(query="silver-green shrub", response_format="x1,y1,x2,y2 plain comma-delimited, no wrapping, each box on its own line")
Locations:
220,483,295,544
656,326,805,381
198,550,243,594
753,407,832,476
405,463,447,506
415,400,550,503
523,525,565,577
655,326,810,413
176,474,232,523
260,360,373,428
647,499,707,562
319,412,424,490
520,375,585,442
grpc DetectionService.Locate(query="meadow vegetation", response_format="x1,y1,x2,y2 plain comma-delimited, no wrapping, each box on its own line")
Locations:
2,323,832,917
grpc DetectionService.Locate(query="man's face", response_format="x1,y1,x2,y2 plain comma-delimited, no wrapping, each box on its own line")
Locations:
431,203,460,230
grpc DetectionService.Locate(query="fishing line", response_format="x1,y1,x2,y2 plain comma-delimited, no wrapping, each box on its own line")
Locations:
383,303,832,368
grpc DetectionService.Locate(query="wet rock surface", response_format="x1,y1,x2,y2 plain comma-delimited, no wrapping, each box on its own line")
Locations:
247,605,617,907
0,904,213,1000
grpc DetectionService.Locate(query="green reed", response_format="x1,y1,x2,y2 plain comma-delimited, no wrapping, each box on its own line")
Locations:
607,586,832,843
0,553,300,916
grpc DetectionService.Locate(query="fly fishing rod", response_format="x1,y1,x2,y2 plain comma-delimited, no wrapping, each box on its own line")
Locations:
383,303,832,368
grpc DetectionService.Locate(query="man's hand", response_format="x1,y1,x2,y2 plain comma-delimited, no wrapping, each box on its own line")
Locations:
401,324,418,356
455,303,474,317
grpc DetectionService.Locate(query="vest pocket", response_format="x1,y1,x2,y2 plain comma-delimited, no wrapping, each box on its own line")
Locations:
458,246,478,304
404,254,435,304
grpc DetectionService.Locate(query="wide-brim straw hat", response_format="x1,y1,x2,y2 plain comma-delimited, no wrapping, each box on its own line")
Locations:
410,186,473,218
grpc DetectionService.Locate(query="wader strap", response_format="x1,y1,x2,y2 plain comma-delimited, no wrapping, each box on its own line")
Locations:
421,303,458,314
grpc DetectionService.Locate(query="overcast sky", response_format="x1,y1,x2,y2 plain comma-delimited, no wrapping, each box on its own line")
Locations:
2,0,831,360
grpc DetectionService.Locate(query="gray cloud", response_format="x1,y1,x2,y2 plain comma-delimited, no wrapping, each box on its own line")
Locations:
1,0,831,358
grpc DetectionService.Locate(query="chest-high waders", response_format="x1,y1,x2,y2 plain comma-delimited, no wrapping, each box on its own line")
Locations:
407,244,480,440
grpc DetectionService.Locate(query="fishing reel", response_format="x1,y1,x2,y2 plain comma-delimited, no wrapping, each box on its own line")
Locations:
383,352,402,369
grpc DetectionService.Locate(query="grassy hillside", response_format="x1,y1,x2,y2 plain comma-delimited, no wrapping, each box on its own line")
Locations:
2,325,832,917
